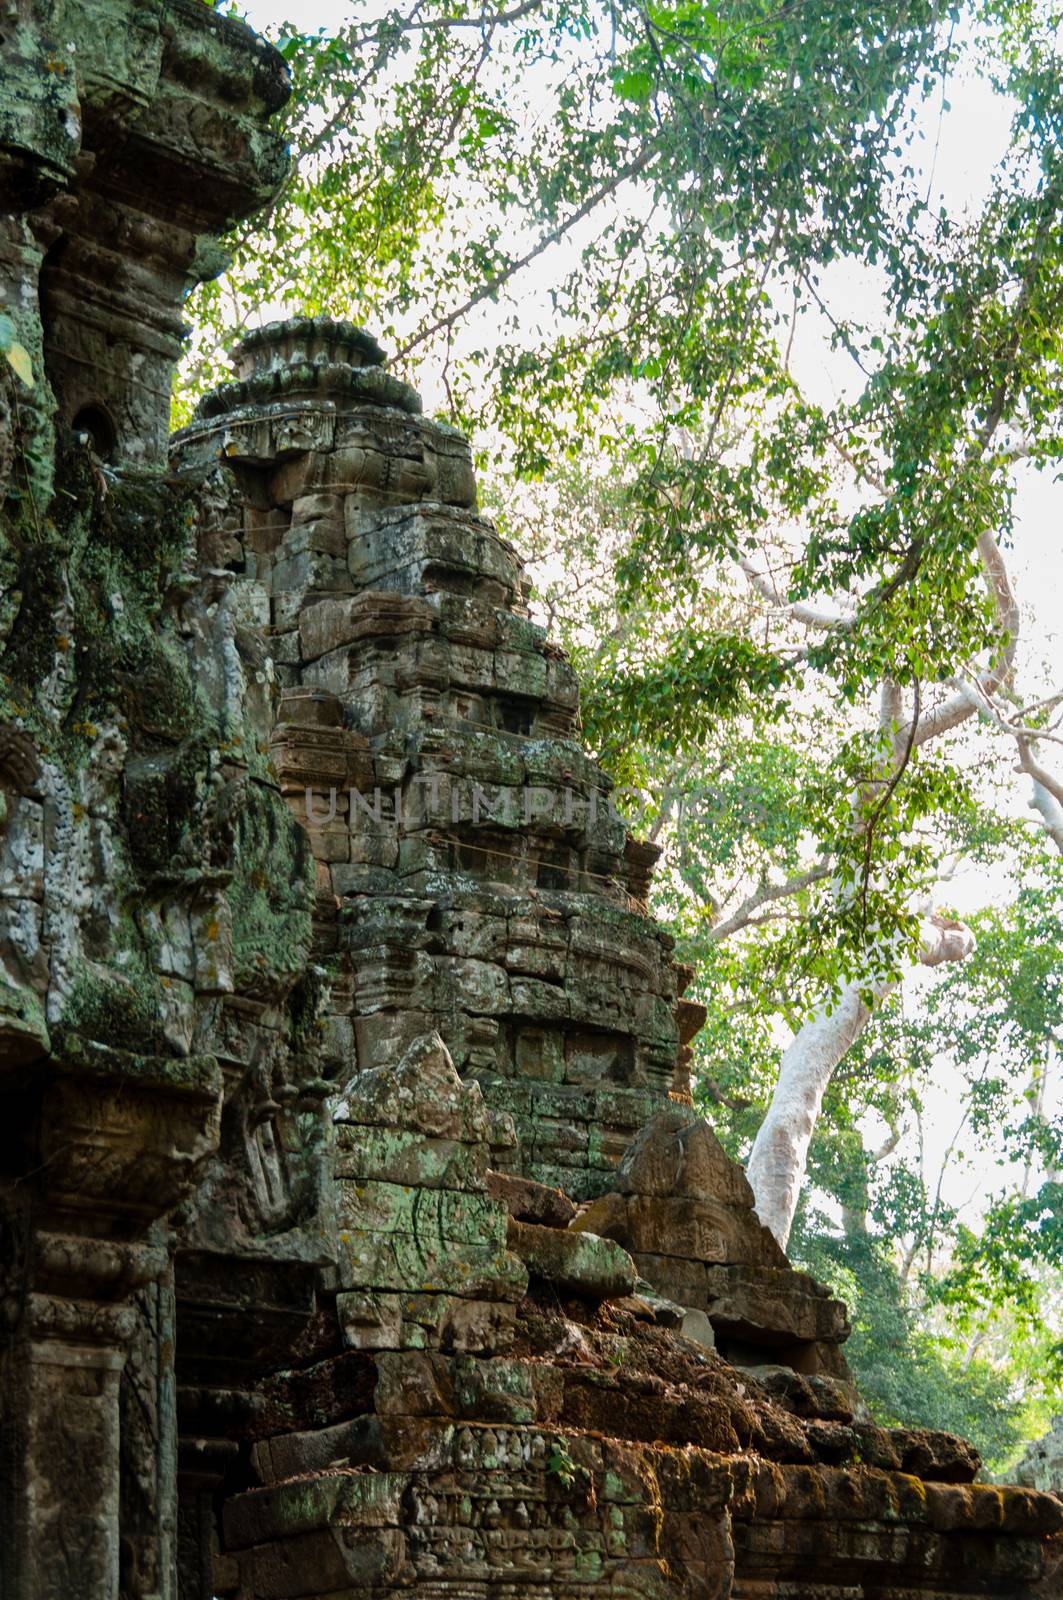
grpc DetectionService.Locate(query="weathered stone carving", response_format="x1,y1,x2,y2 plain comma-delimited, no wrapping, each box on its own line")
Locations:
1,6,1061,1599
172,311,688,1208
1014,1416,1063,1495
572,1107,852,1374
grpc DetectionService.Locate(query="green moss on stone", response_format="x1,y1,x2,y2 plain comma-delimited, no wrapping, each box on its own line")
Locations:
61,961,173,1056
222,779,314,994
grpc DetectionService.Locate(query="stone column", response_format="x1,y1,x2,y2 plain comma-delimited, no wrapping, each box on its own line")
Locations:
0,1223,186,1598
0,1273,131,1598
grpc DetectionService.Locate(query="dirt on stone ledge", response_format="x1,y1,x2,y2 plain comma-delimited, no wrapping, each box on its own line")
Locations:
508,1285,982,1483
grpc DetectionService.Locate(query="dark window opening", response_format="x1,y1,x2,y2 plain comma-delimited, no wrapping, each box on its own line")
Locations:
497,697,532,735
536,850,574,890
72,403,118,461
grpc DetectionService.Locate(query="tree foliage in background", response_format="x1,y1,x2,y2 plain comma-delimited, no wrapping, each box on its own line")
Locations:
494,450,1063,1469
706,869,1063,1470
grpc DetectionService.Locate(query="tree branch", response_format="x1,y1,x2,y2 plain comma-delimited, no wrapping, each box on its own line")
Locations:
706,860,832,943
746,907,974,1246
906,527,1020,748
394,147,658,360
738,554,857,630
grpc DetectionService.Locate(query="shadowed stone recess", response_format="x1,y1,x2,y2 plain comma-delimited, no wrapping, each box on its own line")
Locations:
1,6,1061,1600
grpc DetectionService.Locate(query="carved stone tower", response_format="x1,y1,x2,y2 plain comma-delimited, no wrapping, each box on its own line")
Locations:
173,315,697,1199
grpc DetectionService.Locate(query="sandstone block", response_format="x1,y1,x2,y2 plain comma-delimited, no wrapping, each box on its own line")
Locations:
335,1289,405,1349
223,1470,406,1549
240,1527,407,1598
334,1031,488,1141
679,1308,716,1350
251,1416,383,1483
697,1263,851,1346
336,1179,506,1251
300,591,435,660
279,517,345,558
276,685,345,726
401,1291,517,1353
334,1125,488,1190
267,627,301,665
486,1169,577,1228
507,1219,636,1301
338,1224,527,1302
271,547,352,595
291,491,345,529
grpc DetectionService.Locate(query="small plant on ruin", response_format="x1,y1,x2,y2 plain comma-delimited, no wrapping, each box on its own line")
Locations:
545,1438,581,1491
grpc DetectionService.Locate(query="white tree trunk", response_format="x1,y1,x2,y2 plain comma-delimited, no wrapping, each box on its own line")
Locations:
1016,734,1063,855
737,529,1063,1244
746,917,975,1248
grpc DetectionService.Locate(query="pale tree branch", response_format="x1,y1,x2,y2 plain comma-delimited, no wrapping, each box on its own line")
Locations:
907,527,1021,749
394,147,658,360
746,911,976,1246
927,672,1063,857
370,0,546,34
737,554,857,630
705,859,833,943
869,1125,902,1164
1015,733,1063,854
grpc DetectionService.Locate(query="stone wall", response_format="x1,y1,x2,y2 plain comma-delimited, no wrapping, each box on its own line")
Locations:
0,7,314,1597
0,6,1060,1599
1014,1418,1063,1496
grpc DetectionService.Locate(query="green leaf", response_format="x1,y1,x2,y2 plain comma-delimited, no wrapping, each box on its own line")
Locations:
3,337,34,389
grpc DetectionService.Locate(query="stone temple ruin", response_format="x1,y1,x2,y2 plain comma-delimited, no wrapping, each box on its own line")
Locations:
0,5,1060,1598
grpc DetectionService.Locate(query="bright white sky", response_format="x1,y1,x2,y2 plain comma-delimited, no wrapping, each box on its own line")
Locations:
234,2,1062,1225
